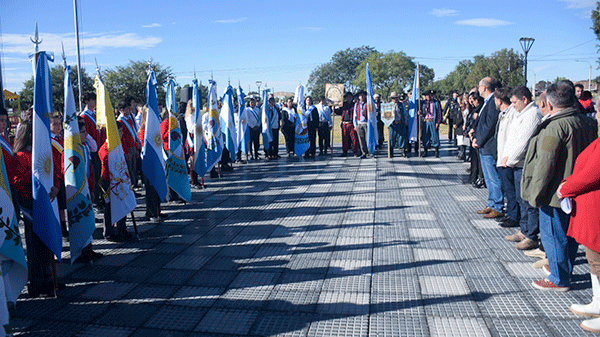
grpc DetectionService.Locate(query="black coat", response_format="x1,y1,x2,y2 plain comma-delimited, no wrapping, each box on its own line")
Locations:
474,94,499,158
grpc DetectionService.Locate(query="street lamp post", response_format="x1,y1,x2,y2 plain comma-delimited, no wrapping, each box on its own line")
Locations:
519,37,535,87
575,60,592,91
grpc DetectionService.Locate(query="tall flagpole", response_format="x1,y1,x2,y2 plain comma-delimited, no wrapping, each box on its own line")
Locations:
73,0,83,112
417,62,421,158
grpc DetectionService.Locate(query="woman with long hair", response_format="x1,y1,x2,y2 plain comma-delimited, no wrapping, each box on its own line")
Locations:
467,92,484,187
12,120,61,297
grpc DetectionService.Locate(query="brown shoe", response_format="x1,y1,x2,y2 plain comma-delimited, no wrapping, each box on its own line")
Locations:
532,279,569,292
483,209,504,219
505,231,526,242
514,238,539,250
476,207,493,215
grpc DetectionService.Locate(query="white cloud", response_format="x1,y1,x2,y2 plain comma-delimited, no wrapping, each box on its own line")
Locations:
299,27,322,32
214,17,247,24
559,0,595,9
431,8,458,17
142,23,161,28
1,31,162,56
455,18,513,28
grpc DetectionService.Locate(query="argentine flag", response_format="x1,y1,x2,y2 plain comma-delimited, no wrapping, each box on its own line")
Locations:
220,85,237,163
142,70,168,202
236,86,249,155
293,84,309,157
192,78,207,177
32,51,62,260
63,64,95,263
204,80,222,172
408,65,420,142
261,89,272,152
165,79,191,202
365,63,378,154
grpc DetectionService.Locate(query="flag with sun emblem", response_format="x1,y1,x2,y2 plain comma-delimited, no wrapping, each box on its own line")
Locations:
165,79,191,202
220,85,237,163
236,86,249,155
95,74,137,224
142,70,167,202
192,78,207,178
32,51,62,260
203,80,222,172
63,64,95,263
293,84,310,157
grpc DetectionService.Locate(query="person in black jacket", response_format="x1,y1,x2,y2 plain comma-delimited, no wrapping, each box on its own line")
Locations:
473,77,504,219
305,96,319,157
443,90,460,145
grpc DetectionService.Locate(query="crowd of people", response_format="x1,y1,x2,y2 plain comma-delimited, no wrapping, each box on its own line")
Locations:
3,73,600,333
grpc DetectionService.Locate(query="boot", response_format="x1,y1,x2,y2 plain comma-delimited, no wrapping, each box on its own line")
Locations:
435,148,440,158
572,274,600,317
422,149,428,157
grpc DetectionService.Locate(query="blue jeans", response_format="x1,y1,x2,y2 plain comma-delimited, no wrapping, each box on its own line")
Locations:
514,168,539,240
498,167,519,222
389,123,407,149
539,206,578,286
422,121,439,149
479,152,504,211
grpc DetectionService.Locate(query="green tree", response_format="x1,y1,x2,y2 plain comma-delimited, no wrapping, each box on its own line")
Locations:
593,1,600,67
19,65,93,112
307,46,377,98
102,60,173,107
436,48,523,95
353,50,416,98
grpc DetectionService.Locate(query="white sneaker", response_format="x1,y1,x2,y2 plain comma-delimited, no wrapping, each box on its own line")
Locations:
524,248,546,259
572,275,600,317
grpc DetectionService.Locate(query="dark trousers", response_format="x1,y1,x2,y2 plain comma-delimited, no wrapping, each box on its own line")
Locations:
268,128,279,157
447,118,454,140
514,167,539,240
24,218,54,290
307,124,317,156
498,166,520,222
249,127,261,158
282,125,295,154
469,145,482,183
318,122,330,153
377,120,384,147
91,152,102,205
144,175,160,218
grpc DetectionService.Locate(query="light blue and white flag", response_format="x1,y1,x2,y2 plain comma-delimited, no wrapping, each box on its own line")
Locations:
32,52,62,260
204,80,222,172
408,65,420,142
0,151,27,304
236,86,249,155
142,70,167,202
165,79,191,202
220,85,237,163
261,89,272,151
63,65,95,263
365,63,378,154
193,78,207,177
293,84,310,156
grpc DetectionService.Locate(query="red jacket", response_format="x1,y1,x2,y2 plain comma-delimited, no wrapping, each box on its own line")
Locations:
12,151,33,200
565,137,600,252
82,113,105,149
119,120,135,152
51,135,64,182
160,118,169,152
1,135,14,182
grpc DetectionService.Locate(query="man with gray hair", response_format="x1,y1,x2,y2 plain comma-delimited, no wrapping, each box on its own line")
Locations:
522,81,598,291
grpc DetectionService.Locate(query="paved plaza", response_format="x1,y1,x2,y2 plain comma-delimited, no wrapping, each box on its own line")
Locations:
10,139,596,336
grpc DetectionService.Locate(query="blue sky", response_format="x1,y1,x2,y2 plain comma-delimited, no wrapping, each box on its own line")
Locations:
1,0,599,95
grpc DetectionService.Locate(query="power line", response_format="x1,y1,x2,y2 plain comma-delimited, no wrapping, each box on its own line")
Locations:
530,38,596,61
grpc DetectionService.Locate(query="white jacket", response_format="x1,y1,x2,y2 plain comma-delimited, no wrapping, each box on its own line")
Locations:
502,101,542,168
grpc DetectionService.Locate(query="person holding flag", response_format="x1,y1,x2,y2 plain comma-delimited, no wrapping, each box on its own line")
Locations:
62,62,98,263
261,89,273,158
408,65,420,154
221,85,238,164
420,90,442,157
142,70,167,221
281,97,296,156
162,79,191,203
236,86,250,162
95,71,137,241
293,84,310,157
365,63,378,156
266,95,281,159
192,78,206,185
203,80,223,176
353,91,371,159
